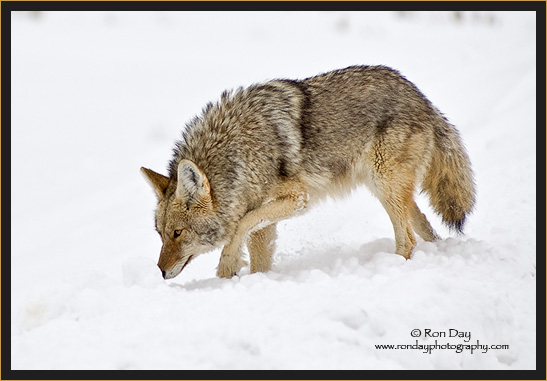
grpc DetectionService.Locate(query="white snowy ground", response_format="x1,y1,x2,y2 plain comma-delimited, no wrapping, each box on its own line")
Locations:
10,11,537,370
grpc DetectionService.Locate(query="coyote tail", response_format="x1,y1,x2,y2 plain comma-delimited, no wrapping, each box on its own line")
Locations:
422,118,476,233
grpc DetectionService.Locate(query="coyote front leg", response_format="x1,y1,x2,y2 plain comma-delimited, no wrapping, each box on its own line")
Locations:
248,223,278,274
217,181,308,278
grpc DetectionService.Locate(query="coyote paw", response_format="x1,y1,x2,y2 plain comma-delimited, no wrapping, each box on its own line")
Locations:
216,254,248,279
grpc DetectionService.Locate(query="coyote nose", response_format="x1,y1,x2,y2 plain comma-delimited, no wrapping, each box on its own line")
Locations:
161,270,166,279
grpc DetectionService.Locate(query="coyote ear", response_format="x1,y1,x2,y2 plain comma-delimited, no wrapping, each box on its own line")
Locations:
141,167,170,199
176,160,212,209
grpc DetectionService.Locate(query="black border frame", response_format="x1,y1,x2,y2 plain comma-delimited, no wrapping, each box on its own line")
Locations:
2,2,545,380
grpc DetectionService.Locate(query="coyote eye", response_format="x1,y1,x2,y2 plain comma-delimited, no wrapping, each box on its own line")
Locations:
174,229,182,238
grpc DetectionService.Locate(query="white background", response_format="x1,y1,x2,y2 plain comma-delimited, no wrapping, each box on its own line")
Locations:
11,11,536,370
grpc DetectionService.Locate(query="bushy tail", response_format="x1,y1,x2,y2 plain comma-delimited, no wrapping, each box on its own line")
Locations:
422,119,476,233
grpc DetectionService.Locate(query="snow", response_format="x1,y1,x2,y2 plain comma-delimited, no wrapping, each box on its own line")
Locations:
10,11,537,370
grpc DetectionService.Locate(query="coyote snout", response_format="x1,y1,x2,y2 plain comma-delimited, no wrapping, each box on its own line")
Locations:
158,251,193,280
142,65,475,280
156,243,188,279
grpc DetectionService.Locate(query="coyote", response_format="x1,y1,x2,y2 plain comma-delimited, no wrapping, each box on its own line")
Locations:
141,65,475,279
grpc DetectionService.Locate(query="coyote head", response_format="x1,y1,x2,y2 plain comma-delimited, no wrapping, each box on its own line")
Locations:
141,160,224,279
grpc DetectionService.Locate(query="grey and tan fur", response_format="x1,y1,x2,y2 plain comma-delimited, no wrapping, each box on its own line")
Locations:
141,65,475,279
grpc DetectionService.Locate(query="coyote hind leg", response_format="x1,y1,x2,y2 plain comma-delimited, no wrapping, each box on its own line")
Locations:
371,154,417,258
247,223,277,273
377,186,417,259
410,201,440,242
369,128,436,259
